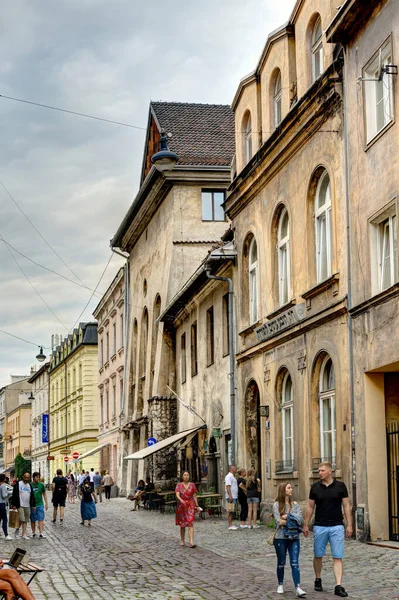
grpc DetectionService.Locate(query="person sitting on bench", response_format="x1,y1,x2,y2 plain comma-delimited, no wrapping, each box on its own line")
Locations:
131,480,145,511
0,559,36,600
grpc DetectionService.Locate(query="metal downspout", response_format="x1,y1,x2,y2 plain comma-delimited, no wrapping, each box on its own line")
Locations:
342,47,357,535
205,269,236,466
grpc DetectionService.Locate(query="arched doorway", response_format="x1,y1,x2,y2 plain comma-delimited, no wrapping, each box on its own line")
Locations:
245,380,262,476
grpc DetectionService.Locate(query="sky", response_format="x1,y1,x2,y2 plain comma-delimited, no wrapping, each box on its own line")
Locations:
0,0,295,387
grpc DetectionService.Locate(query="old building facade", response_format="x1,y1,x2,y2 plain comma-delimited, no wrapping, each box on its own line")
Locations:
28,363,50,483
111,101,235,494
93,266,125,482
0,375,32,473
327,0,399,541
48,323,98,477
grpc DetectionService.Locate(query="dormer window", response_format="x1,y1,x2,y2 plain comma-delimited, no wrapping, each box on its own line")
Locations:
274,70,282,127
312,16,323,82
242,111,252,164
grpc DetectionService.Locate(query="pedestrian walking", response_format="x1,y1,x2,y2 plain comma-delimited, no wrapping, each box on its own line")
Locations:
30,472,48,539
237,469,249,529
79,470,86,486
67,472,76,503
93,471,102,503
246,468,261,529
103,471,112,501
225,465,238,530
0,474,13,540
11,472,36,540
80,481,97,526
175,471,200,548
273,482,306,597
89,468,95,492
52,468,67,525
303,462,352,597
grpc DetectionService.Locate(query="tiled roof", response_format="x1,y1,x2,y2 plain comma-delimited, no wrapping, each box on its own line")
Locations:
151,102,235,167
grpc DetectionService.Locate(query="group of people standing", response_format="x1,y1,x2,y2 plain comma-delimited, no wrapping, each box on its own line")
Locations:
225,461,351,598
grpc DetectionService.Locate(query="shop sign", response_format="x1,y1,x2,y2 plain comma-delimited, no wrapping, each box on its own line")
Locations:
255,304,306,343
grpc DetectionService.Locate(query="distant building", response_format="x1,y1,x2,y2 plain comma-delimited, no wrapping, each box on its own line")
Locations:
0,375,32,473
93,266,125,482
48,323,98,477
28,363,50,483
6,402,32,470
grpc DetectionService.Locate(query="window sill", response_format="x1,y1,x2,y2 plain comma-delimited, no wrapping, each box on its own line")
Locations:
239,319,263,337
206,361,214,368
365,119,394,151
302,273,339,309
273,471,299,480
266,299,296,320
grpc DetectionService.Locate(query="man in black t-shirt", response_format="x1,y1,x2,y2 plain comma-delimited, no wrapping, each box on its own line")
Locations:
303,462,352,598
52,469,67,526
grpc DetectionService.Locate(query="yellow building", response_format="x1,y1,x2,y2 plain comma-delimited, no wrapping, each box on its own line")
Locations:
48,323,98,477
5,403,32,469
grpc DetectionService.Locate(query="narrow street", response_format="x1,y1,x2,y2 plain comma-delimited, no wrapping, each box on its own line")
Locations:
8,496,399,600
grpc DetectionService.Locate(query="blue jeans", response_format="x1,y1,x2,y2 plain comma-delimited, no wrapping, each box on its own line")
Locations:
0,503,8,536
274,538,301,586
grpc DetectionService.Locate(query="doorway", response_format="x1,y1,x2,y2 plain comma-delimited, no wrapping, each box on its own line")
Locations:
244,380,262,477
385,373,399,541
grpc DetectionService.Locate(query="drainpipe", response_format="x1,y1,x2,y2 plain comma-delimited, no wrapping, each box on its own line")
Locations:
342,46,357,536
205,266,236,466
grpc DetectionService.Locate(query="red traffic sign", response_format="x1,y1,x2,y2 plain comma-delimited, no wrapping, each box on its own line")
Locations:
47,456,55,461
72,451,80,460
64,456,69,463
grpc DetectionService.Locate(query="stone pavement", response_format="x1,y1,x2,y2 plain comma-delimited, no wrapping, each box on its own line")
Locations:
3,496,398,600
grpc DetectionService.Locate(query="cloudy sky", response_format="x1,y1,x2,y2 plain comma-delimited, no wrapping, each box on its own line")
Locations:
0,0,295,387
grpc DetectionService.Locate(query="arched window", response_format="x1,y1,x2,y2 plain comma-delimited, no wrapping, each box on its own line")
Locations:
319,356,336,463
315,171,332,281
150,295,161,393
278,208,290,305
249,238,258,324
281,371,294,468
274,70,282,127
312,16,323,82
242,111,252,164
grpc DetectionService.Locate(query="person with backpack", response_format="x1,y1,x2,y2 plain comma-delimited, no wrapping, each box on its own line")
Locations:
273,482,306,597
52,469,67,525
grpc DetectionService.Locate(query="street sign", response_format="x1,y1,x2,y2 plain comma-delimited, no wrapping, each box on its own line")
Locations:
64,456,69,463
60,448,71,455
72,451,80,460
47,456,55,461
147,437,157,446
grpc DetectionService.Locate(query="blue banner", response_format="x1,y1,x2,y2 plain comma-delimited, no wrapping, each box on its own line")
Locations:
42,414,49,444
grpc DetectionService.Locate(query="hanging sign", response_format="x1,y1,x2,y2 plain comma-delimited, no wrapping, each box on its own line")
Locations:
42,414,49,444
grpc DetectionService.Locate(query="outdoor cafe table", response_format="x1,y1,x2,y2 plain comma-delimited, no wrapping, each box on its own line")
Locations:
196,493,223,518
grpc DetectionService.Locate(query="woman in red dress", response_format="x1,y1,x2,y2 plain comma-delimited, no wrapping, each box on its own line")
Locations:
175,471,200,548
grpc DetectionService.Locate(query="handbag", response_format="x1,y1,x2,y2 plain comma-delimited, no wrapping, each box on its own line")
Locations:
267,531,276,546
227,501,235,512
8,509,19,529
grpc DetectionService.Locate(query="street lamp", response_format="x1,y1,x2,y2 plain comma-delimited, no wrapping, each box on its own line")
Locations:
151,131,178,172
36,347,46,362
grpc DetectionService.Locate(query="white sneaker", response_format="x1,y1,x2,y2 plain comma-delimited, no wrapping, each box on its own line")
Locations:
21,535,30,539
240,524,249,528
277,585,284,594
296,586,306,597
228,525,238,530
5,535,13,541
252,524,261,529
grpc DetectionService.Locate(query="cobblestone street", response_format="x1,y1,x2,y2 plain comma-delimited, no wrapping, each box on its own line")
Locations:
3,496,397,600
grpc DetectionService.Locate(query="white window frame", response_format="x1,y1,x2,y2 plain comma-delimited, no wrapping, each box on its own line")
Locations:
281,372,294,466
315,171,333,282
278,208,291,306
319,356,336,463
311,17,323,82
363,39,394,143
274,71,282,128
244,113,252,163
370,202,398,294
249,238,258,324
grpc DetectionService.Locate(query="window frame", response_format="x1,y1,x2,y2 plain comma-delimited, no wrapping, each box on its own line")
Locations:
274,70,282,128
206,306,215,367
319,356,336,463
281,372,294,467
249,237,259,324
277,208,291,306
222,293,230,356
191,321,198,377
181,332,187,384
201,189,226,222
369,201,398,294
243,112,253,164
363,38,394,144
311,16,323,82
315,171,333,282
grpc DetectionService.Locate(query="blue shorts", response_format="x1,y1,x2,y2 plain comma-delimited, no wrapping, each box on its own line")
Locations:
247,497,259,504
30,505,45,522
313,525,345,559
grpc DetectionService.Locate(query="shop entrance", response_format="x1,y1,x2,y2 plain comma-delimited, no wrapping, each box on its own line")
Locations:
244,380,262,478
385,373,399,541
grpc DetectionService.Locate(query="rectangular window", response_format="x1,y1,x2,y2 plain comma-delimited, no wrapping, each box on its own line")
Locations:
112,323,116,356
222,294,230,356
106,390,109,422
181,333,187,384
370,205,398,294
119,314,124,349
100,394,104,424
363,40,394,143
106,332,109,362
320,395,336,462
201,190,225,221
191,322,198,377
112,384,116,418
282,406,293,463
119,378,123,410
100,340,104,368
206,306,215,366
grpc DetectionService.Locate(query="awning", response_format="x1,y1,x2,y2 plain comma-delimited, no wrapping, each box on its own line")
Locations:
3,465,14,473
67,443,110,464
124,426,206,460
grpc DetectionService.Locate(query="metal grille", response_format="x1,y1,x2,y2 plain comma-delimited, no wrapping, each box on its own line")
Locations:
387,421,399,541
275,460,294,473
311,457,336,471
